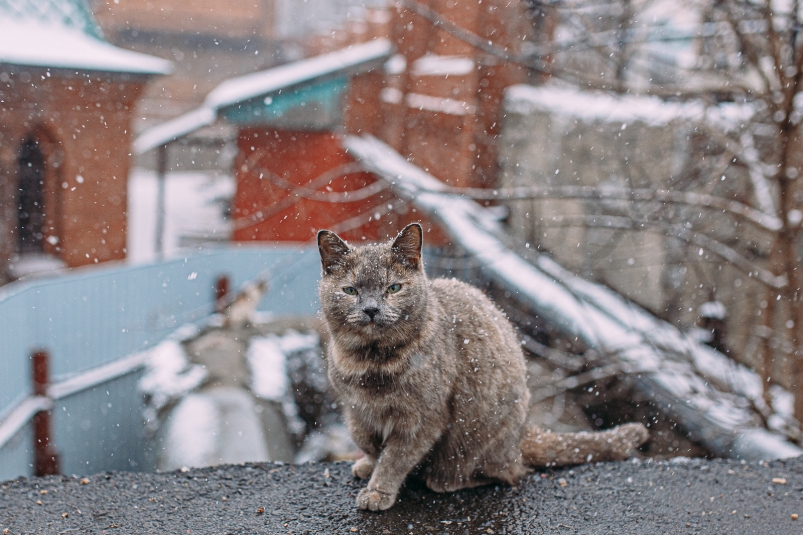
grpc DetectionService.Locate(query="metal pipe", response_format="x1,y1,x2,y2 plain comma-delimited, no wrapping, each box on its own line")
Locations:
215,275,230,313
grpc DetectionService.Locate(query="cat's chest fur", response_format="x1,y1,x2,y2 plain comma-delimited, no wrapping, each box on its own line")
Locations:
327,329,454,410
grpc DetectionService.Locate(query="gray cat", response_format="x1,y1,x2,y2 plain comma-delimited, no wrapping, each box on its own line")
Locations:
317,223,649,511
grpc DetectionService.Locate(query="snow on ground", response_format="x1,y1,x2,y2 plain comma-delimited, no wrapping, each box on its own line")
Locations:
295,423,357,464
127,168,234,263
247,331,320,437
138,338,208,434
160,392,219,470
159,386,271,471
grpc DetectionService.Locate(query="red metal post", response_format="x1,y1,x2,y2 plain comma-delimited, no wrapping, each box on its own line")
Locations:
32,350,59,477
215,275,230,313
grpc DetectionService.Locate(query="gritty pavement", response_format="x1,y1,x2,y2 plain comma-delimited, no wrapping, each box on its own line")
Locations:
2,456,802,534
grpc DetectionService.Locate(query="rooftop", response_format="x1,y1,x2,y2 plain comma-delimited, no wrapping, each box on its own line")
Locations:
0,0,171,75
134,39,393,154
1,457,801,533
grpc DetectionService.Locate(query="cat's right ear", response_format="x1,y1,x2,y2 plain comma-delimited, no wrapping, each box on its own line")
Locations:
391,222,423,270
318,230,351,275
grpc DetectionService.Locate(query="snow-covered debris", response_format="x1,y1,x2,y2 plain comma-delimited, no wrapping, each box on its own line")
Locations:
294,423,358,464
247,331,320,437
247,337,291,401
223,280,269,328
344,134,803,461
138,339,208,433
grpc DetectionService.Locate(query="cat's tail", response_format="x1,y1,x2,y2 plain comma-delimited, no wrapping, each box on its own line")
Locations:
521,423,649,467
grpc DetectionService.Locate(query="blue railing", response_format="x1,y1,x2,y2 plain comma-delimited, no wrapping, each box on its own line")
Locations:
0,245,321,480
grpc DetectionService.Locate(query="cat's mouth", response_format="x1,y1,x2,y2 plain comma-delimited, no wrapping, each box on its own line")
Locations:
357,316,391,329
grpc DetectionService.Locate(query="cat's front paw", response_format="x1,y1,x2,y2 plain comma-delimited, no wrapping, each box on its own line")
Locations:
356,487,396,511
352,456,375,479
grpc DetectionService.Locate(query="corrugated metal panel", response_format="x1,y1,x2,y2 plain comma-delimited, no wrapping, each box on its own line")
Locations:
53,370,153,475
0,245,321,479
0,421,33,482
1,246,320,411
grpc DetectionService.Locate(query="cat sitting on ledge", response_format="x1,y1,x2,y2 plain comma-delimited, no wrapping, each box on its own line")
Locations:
317,223,649,511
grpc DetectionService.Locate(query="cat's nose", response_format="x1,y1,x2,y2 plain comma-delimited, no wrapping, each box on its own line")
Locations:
363,307,380,320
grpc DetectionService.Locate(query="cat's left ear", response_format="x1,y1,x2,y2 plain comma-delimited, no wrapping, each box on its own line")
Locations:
318,230,351,275
391,223,423,270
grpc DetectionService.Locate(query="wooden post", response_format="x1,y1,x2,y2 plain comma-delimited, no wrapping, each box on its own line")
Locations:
155,143,168,260
215,275,230,313
32,350,59,477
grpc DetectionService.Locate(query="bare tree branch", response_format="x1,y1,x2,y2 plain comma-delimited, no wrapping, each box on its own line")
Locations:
536,213,786,288
440,184,782,231
400,0,748,97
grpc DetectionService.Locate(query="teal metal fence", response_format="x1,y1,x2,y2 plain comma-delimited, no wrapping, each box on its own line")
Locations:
0,245,321,480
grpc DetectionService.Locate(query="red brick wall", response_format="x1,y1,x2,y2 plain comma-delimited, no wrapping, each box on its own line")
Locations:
229,0,533,250
0,70,145,273
375,0,532,189
232,128,446,245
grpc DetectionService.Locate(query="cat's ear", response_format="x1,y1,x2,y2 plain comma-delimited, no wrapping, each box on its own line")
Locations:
318,230,351,275
391,223,423,270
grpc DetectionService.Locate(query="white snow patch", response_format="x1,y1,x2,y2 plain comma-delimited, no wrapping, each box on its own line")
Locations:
699,301,726,319
412,55,474,76
247,331,319,436
505,84,755,132
380,87,403,104
247,337,290,401
385,54,407,75
406,93,476,116
138,340,207,414
161,393,219,470
159,386,272,471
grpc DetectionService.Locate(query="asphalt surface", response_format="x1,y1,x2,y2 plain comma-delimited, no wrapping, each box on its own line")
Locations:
2,456,802,534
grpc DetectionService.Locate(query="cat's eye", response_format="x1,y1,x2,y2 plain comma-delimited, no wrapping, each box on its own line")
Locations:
343,287,358,296
387,283,402,294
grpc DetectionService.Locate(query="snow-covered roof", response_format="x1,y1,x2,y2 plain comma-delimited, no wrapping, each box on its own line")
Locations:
0,0,172,74
134,39,393,154
205,39,392,110
505,84,755,132
133,108,217,158
344,134,803,462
